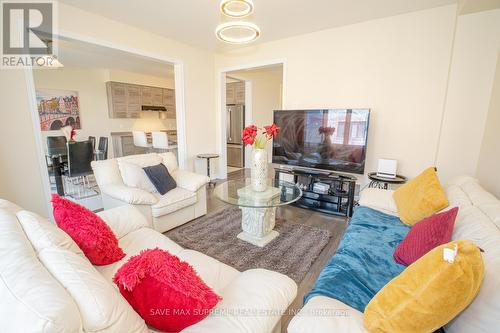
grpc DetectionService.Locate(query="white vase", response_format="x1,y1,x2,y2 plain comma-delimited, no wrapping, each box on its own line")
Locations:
251,148,268,192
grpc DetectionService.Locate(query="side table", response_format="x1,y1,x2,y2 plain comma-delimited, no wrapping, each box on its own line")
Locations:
367,172,407,190
197,154,219,187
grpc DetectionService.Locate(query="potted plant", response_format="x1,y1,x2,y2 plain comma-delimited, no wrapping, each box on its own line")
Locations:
242,123,279,192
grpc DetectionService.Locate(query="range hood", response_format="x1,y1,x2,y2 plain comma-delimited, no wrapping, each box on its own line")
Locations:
141,105,167,112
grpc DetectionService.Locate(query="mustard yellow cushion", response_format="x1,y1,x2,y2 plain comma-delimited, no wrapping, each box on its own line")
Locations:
364,240,484,333
393,167,448,225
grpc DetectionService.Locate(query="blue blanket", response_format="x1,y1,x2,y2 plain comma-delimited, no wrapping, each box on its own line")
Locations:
304,206,410,312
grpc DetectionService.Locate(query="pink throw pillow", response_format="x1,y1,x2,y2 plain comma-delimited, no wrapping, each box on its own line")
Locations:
51,194,125,265
114,248,221,332
394,207,459,266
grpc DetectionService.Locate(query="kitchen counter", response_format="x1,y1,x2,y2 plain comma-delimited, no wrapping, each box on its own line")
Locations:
111,130,178,157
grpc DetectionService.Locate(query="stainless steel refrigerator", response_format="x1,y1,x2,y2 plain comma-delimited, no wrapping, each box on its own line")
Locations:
226,105,245,168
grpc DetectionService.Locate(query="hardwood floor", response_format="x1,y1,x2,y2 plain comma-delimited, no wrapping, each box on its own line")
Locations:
206,169,349,332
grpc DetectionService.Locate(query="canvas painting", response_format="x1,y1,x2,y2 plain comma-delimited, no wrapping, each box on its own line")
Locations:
36,89,81,131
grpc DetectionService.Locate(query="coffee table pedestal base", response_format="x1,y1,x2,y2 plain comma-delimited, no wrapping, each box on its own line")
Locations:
238,206,279,247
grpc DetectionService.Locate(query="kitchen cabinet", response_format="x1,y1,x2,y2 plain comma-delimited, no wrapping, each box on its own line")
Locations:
107,81,176,119
226,81,245,105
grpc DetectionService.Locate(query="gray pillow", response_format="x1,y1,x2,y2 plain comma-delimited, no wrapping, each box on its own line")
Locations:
143,164,176,195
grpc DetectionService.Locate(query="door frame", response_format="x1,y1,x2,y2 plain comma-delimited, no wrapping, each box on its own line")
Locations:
216,59,287,179
24,30,188,215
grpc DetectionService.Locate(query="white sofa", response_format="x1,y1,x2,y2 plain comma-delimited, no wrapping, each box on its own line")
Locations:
0,199,297,333
92,152,209,233
288,176,500,333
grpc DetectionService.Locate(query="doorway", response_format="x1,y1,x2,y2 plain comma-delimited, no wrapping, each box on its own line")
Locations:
220,62,285,178
26,35,187,212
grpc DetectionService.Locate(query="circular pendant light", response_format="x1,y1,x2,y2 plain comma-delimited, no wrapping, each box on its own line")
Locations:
215,21,261,44
220,0,254,18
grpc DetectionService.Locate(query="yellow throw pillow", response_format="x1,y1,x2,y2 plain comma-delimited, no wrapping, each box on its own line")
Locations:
393,167,448,225
364,240,484,333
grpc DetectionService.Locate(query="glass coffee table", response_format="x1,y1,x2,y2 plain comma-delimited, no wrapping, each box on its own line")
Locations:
214,178,302,247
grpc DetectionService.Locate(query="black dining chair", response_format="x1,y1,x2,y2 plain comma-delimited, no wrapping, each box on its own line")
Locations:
47,136,67,158
64,140,97,197
96,137,109,160
88,136,96,151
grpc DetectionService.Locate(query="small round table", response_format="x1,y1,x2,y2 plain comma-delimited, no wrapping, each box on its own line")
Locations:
197,154,219,187
368,172,407,190
214,178,302,247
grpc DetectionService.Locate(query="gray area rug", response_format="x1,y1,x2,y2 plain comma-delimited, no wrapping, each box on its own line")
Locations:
166,206,331,283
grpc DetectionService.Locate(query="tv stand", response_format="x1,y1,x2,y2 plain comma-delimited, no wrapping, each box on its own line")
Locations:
274,167,357,217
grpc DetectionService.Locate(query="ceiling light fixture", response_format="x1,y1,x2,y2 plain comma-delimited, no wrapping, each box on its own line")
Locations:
220,0,254,18
215,21,261,44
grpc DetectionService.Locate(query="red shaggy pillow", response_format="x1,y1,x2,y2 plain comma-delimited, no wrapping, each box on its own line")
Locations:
394,207,458,266
113,248,221,332
51,194,125,265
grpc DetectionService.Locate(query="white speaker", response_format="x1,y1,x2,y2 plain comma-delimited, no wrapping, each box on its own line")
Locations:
377,159,397,179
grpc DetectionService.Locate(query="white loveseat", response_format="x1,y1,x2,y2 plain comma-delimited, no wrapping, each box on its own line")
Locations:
0,199,297,333
288,176,500,333
92,152,208,233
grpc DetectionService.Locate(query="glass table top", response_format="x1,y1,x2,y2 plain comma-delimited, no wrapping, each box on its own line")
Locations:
214,178,302,208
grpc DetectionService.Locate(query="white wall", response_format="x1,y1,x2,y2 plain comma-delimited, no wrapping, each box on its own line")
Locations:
34,67,176,157
435,9,500,183
0,71,50,216
56,3,217,172
477,54,500,198
216,6,457,180
228,67,283,161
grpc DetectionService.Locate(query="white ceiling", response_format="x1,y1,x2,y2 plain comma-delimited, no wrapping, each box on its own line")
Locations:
57,39,174,78
58,0,457,51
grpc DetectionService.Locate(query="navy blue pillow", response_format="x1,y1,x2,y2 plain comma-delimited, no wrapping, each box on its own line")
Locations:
143,163,176,195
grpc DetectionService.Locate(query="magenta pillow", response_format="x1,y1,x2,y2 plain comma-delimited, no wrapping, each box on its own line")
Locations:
113,248,221,332
51,194,125,265
394,207,459,266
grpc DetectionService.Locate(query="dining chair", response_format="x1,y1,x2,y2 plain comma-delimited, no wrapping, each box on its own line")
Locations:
96,137,108,160
88,136,96,151
152,131,169,151
64,140,97,198
47,136,67,157
132,131,152,150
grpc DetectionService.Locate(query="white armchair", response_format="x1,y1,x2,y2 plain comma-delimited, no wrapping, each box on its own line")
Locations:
91,152,209,233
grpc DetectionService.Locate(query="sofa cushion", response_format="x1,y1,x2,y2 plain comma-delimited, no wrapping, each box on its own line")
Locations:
159,152,179,173
96,205,150,239
0,206,82,333
96,228,240,295
114,248,221,332
444,178,500,333
119,161,158,193
17,210,82,254
151,187,197,217
38,247,148,333
394,207,458,266
358,188,398,216
393,167,449,225
143,163,177,195
364,240,484,333
52,195,125,265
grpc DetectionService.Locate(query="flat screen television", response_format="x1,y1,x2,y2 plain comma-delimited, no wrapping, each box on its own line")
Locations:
272,109,370,174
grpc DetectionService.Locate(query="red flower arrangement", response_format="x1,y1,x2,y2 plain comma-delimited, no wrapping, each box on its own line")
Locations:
242,123,279,149
70,125,76,142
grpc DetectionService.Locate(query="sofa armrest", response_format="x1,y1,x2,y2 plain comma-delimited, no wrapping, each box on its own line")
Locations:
288,296,367,333
100,184,158,205
97,205,149,239
182,269,297,333
173,170,209,192
358,188,399,216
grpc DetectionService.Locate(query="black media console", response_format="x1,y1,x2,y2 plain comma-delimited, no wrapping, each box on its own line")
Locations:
274,167,357,217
